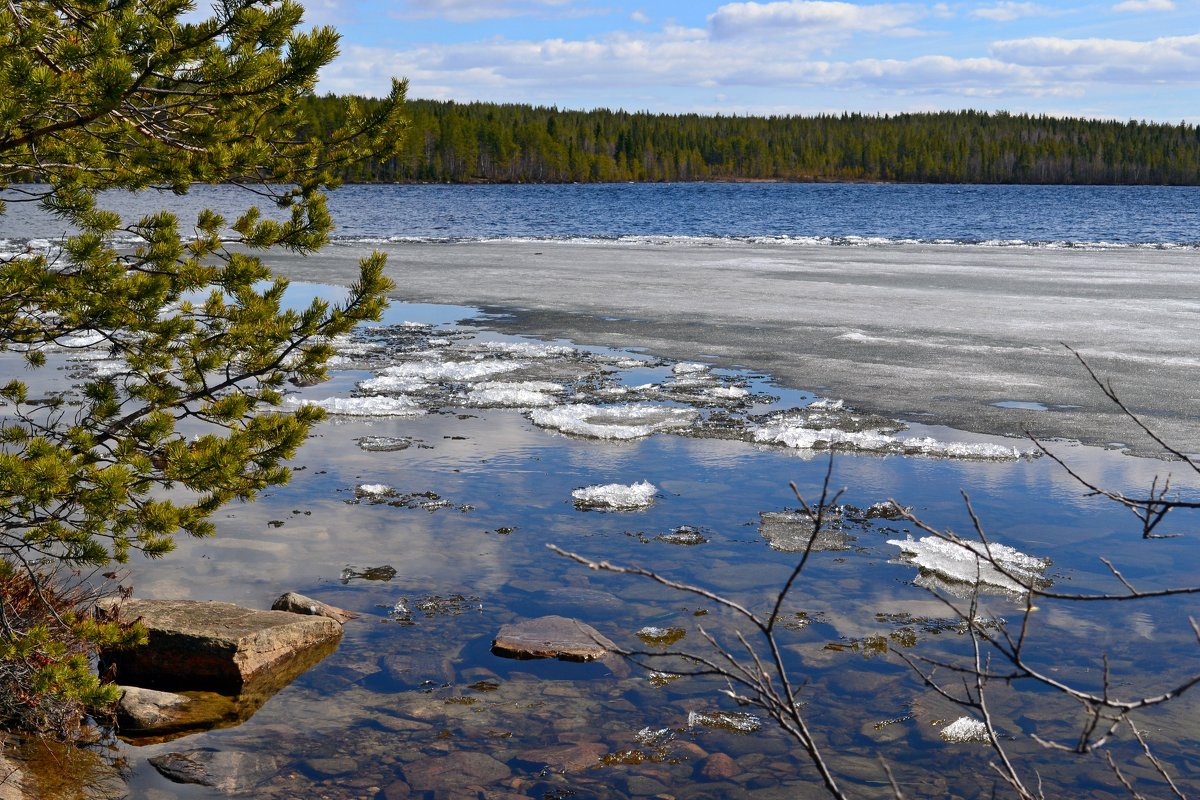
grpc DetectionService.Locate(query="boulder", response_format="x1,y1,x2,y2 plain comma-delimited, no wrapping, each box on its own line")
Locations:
270,592,359,624
491,615,615,662
0,746,30,800
147,749,279,792
99,599,341,693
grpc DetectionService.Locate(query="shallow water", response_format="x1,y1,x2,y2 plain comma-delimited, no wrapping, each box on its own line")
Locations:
15,287,1192,799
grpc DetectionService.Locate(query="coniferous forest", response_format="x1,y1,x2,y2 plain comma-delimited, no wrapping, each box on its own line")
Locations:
301,96,1200,185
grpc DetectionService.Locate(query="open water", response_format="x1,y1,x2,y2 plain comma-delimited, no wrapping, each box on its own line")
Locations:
3,182,1200,249
3,183,1200,798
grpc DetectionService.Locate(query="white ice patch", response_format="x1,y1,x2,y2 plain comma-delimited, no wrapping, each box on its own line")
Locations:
475,341,575,358
531,403,697,440
672,362,709,375
357,374,430,394
706,386,750,400
571,480,657,510
355,483,393,496
940,716,989,743
381,359,524,382
887,535,1049,594
285,395,425,417
464,381,563,408
753,420,1026,460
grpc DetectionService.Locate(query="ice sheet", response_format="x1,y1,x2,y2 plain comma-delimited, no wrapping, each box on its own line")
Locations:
531,403,697,439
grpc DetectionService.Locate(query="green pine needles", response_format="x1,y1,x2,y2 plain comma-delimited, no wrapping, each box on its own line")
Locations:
0,0,406,737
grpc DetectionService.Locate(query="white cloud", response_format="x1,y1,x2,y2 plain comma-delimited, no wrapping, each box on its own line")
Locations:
1112,0,1175,11
707,1,923,39
991,33,1200,82
397,0,573,21
631,10,651,24
971,2,1044,22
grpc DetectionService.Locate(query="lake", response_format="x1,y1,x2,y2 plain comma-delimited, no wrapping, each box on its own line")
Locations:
4,183,1200,798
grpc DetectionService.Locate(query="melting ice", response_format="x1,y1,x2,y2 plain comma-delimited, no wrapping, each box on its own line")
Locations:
571,480,658,510
531,403,698,439
887,535,1050,595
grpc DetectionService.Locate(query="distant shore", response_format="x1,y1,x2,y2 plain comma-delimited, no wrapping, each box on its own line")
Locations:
275,240,1200,457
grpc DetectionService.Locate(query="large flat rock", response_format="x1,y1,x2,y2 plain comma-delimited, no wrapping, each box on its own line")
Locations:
492,615,615,662
100,599,341,693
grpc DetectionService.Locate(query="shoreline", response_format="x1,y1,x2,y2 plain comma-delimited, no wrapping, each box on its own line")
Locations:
271,240,1200,458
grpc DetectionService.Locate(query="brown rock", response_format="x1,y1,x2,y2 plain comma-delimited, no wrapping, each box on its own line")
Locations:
271,592,360,624
0,746,30,800
518,742,607,772
491,615,615,662
700,752,742,780
99,599,341,693
402,751,510,792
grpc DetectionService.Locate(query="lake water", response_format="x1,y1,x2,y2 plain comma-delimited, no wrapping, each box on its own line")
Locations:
3,184,1200,798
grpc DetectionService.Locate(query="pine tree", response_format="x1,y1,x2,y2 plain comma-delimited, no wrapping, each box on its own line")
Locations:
0,0,406,737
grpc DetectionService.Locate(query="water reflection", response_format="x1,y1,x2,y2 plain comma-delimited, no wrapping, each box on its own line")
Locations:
5,288,1198,798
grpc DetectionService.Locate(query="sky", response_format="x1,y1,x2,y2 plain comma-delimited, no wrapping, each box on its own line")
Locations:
306,0,1200,122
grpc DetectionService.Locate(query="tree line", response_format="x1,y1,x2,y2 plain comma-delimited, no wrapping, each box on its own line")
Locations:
300,96,1200,185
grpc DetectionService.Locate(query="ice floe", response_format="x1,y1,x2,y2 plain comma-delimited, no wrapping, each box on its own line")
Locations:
754,416,1028,461
571,480,658,510
887,535,1050,595
473,341,576,358
355,483,394,497
463,381,563,408
531,403,697,439
285,395,425,417
939,716,990,743
380,359,526,382
356,374,430,394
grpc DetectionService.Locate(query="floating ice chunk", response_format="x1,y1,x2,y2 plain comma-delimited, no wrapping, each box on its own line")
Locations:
887,536,1049,594
571,480,657,510
672,362,709,375
464,381,563,408
754,424,896,452
687,710,761,734
635,727,675,747
531,403,697,440
285,395,425,417
899,436,1026,460
706,386,749,400
940,716,989,743
54,331,108,349
383,359,525,382
357,374,430,394
355,483,394,497
759,511,851,552
754,420,1028,461
475,341,575,358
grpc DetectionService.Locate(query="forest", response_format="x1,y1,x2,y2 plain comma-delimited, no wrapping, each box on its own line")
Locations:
301,96,1200,185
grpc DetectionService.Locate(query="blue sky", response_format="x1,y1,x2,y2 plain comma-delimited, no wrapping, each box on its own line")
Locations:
306,1,1200,122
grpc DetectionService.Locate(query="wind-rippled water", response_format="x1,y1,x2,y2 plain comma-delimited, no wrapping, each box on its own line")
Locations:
3,182,1200,248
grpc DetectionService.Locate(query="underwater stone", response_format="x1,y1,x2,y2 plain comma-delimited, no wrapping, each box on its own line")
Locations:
492,615,616,662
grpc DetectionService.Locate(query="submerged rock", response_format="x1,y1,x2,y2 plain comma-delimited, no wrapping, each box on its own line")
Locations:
148,749,280,792
492,615,616,662
758,510,852,553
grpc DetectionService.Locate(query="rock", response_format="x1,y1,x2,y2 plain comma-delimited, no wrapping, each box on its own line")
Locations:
98,598,341,693
402,751,511,792
147,749,279,793
271,591,360,623
700,752,742,780
0,745,30,800
117,686,191,729
302,756,358,778
517,742,607,772
491,615,616,662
